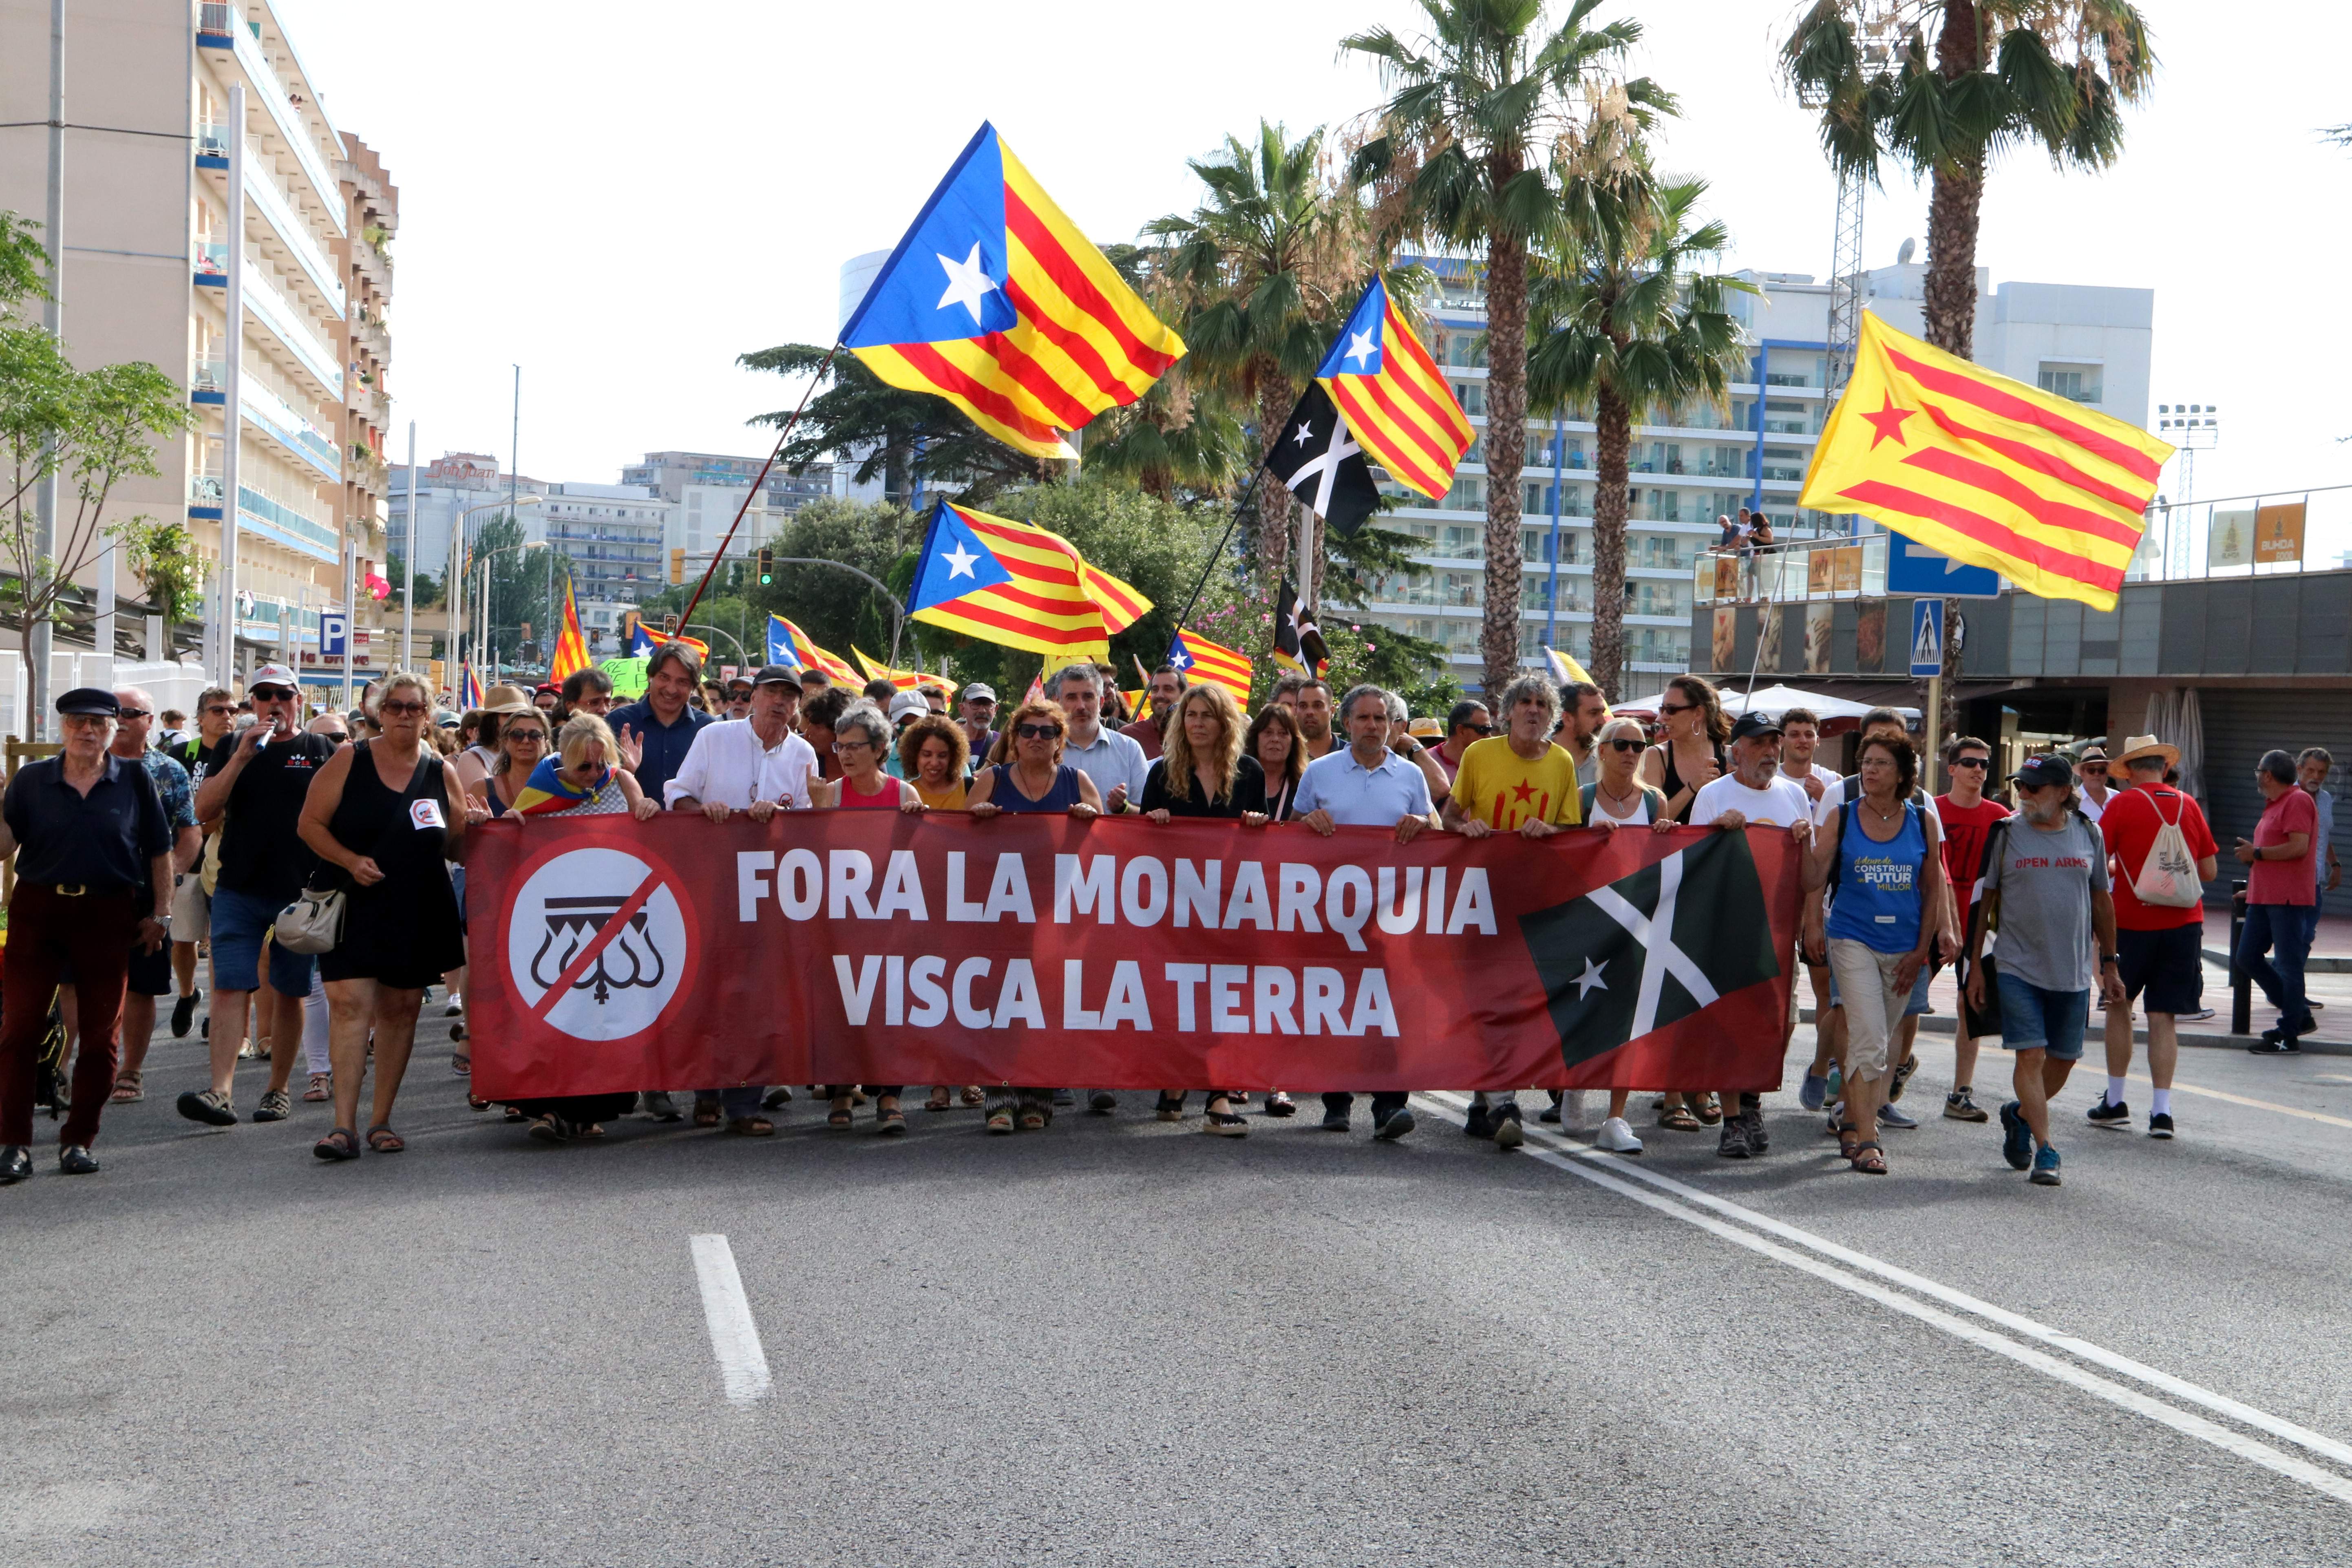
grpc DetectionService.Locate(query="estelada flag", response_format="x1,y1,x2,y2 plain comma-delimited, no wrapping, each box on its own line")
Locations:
1166,626,1253,706
627,623,711,663
548,576,592,686
1271,579,1328,676
1800,313,2173,611
765,615,859,685
1315,275,1472,501
852,647,954,693
507,754,608,817
840,123,1185,459
905,499,1148,660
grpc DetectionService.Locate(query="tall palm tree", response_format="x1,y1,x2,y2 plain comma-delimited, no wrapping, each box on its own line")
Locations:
1528,178,1751,698
1147,121,1359,589
1345,0,1666,693
1782,1,2155,357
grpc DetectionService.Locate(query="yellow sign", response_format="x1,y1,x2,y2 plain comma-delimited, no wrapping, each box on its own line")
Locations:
426,658,446,696
1807,549,1835,595
2255,501,2306,565
1831,546,1864,595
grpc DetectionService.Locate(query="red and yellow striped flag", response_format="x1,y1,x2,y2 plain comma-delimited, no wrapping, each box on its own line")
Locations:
1800,313,2173,611
908,502,1150,659
852,647,954,694
1315,275,1473,500
840,123,1184,459
765,615,859,686
548,577,592,686
1167,626,1253,707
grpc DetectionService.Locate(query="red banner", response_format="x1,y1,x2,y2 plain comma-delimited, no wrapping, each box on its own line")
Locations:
464,814,1804,1099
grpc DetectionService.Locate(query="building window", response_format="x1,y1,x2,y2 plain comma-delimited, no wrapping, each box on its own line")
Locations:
2036,363,2102,404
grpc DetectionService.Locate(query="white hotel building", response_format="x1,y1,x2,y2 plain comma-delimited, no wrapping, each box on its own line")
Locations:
1376,258,2152,686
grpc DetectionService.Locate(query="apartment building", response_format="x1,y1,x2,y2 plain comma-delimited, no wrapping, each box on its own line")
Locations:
1376,257,2154,686
385,451,545,586
617,450,833,562
533,484,670,612
0,0,395,672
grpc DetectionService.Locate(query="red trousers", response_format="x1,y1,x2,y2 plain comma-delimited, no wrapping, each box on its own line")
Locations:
1,883,139,1147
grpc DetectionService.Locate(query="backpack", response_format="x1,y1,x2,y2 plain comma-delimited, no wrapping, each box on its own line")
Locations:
2125,788,2203,908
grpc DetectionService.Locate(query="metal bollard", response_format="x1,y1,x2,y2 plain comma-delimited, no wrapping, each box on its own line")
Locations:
2230,880,2251,1037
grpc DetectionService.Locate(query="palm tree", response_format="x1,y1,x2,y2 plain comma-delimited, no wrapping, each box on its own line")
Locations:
1782,1,2154,357
1345,0,1666,693
1146,121,1360,589
1528,179,1751,698
1079,370,1252,503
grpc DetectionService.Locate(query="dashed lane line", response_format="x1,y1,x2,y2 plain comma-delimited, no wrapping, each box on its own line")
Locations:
689,1233,772,1407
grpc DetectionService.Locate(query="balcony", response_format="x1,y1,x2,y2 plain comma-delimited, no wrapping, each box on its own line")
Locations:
196,133,346,318
197,5,346,227
190,353,226,404
240,378,340,482
237,484,338,564
194,239,228,284
190,473,225,509
353,228,394,299
232,251,343,399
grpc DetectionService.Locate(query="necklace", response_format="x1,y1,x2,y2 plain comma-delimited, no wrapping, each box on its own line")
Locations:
1863,796,1901,822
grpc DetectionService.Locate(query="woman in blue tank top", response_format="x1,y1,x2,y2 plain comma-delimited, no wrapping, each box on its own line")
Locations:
1802,731,1944,1175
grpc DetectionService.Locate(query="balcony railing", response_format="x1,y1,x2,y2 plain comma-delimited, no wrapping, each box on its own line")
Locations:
195,239,228,279
237,250,344,396
196,116,230,158
232,136,346,316
190,354,226,395
191,473,225,506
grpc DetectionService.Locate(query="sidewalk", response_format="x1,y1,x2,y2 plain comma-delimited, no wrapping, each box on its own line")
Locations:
2201,907,2352,974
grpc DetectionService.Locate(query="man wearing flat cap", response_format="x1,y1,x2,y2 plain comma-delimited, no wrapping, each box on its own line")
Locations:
0,689,174,1182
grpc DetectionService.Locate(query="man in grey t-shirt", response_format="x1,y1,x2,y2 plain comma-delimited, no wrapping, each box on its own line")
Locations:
1966,755,2123,1188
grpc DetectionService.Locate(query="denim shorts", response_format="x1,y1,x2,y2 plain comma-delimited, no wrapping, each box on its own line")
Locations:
209,884,317,996
1995,973,2089,1060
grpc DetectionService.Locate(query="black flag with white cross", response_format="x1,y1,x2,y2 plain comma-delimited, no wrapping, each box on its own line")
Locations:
1518,830,1784,1069
1263,382,1381,538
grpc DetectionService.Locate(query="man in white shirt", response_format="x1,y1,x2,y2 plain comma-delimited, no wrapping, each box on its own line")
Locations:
1053,663,1148,820
2076,745,2114,824
1780,705,1844,1108
1777,707,1842,806
1691,711,1813,1160
668,664,817,818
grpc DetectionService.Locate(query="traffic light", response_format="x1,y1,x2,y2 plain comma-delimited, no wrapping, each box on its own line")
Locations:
669,548,685,585
662,614,679,636
756,546,774,587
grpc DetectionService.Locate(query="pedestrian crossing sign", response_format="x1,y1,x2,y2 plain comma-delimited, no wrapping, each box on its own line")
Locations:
1909,598,1944,677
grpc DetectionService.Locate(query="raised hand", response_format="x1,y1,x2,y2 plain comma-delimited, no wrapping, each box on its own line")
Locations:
615,723,643,773
805,764,841,810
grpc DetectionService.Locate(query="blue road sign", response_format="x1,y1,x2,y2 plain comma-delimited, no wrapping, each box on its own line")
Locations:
1886,533,2002,598
320,612,349,659
1909,598,1945,678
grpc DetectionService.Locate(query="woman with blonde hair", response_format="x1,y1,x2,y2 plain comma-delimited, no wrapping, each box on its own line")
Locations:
1140,682,1271,1134
506,712,659,821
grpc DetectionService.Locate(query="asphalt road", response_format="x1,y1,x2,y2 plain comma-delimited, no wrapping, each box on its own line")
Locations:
5,998,2352,1567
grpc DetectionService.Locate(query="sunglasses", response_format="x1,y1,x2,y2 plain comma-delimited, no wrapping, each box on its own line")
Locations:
2080,764,2107,774
968,698,997,708
1462,722,1496,735
379,700,427,717
117,707,152,720
1606,738,1646,754
1659,701,1694,716
250,687,296,702
1016,722,1060,741
1949,756,1988,770
506,729,548,744
201,704,234,716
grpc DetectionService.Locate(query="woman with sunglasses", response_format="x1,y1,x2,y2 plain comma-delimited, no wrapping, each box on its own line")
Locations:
467,698,550,819
296,673,489,1162
964,700,1102,1133
1638,674,1729,826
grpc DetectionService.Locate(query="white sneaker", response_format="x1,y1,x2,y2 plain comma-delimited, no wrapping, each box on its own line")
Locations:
1597,1116,1644,1155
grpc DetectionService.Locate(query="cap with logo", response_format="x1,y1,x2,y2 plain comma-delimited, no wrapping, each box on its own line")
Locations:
246,663,301,693
2011,754,2075,791
752,663,800,688
1728,711,1784,742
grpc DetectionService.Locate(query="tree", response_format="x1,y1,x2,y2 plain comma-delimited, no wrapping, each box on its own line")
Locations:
119,517,203,626
2,212,194,723
1528,179,1752,698
467,511,569,664
739,345,1042,506
1345,0,1667,693
1146,121,1366,590
1782,1,2155,358
382,549,441,610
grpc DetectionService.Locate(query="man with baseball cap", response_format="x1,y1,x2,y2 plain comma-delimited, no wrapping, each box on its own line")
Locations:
883,691,928,774
2089,735,2216,1134
182,665,338,1128
958,682,999,762
1,689,173,1180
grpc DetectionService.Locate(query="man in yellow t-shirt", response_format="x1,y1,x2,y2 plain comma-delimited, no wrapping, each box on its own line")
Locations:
1442,673,1581,1148
1441,674,1584,836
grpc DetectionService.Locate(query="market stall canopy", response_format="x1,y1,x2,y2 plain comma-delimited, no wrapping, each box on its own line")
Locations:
1614,683,1919,731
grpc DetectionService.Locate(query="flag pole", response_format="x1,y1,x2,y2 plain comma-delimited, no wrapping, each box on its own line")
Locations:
678,342,840,634
1169,468,1263,638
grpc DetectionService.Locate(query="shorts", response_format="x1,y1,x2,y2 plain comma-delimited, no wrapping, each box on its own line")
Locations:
209,884,316,997
127,935,174,997
2116,923,2204,1016
1829,963,1932,1017
169,872,210,940
1995,974,2090,1060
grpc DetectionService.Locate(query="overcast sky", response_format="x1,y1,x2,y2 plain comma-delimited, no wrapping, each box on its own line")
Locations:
280,0,2348,528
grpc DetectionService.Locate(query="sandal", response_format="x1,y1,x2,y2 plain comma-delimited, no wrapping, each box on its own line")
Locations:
527,1113,570,1145
827,1101,854,1129
313,1126,360,1161
1836,1121,1862,1162
1693,1093,1723,1126
1849,1140,1887,1175
878,1107,908,1136
692,1102,723,1129
365,1125,405,1153
451,1051,471,1076
986,1108,1014,1134
1264,1091,1296,1117
1018,1106,1047,1131
761,1087,795,1111
1155,1092,1185,1122
109,1070,144,1104
1659,1104,1702,1132
961,1085,984,1106
925,1088,952,1113
725,1116,775,1137
1202,1110,1248,1137
306,1072,333,1103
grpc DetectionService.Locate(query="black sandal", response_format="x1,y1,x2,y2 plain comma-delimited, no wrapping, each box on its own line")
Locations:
314,1127,359,1161
1836,1121,1862,1162
1850,1140,1887,1175
365,1125,405,1153
877,1106,907,1136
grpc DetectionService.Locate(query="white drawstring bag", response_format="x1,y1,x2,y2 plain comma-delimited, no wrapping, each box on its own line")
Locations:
2130,791,2203,908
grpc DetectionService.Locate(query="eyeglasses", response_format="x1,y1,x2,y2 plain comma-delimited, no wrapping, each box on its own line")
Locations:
201,704,233,716
1016,722,1060,741
250,687,296,702
1461,722,1496,736
117,707,151,720
379,700,427,717
833,739,872,754
1606,738,1646,754
1659,701,1694,716
1950,756,1988,770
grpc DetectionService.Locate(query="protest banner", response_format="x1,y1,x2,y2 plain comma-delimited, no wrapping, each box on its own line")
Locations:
464,813,1804,1099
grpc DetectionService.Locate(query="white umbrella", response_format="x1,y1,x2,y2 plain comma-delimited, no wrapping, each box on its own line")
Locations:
1614,682,1917,723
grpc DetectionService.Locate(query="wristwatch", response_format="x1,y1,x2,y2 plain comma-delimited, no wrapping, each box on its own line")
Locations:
2099,953,2117,965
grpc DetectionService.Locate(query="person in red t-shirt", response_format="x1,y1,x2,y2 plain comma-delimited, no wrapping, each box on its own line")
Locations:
1936,736,2011,1123
2094,735,2220,1134
2237,747,2319,1053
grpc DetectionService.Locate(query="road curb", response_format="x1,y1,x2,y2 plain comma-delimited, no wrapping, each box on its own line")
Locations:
1797,1008,2352,1056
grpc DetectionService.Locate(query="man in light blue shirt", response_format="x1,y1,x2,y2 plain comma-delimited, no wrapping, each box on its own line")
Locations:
1054,663,1149,817
1295,684,1436,1141
2297,748,2340,952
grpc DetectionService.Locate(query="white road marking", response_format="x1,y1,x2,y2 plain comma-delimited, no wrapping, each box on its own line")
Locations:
2118,1072,2352,1131
1417,1093,2352,1504
689,1234,772,1407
